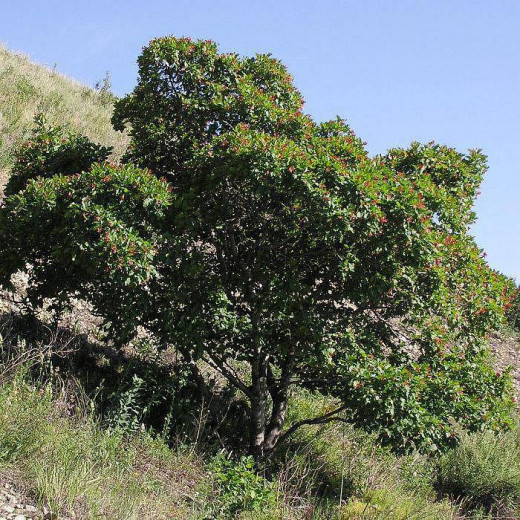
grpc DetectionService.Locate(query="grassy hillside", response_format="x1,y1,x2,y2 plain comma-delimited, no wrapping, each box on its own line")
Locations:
0,45,128,194
0,46,519,519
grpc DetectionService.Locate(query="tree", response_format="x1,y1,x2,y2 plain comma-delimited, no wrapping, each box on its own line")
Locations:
0,37,515,458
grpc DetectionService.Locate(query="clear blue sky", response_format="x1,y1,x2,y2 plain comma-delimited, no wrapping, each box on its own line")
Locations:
2,0,518,281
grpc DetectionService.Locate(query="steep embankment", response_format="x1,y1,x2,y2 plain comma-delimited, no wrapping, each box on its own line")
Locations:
0,45,128,195
490,329,520,394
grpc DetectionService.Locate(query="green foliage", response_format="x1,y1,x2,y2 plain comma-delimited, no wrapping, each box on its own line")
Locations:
5,113,112,196
436,425,520,516
210,453,277,518
277,389,456,518
0,36,515,457
338,347,513,453
101,344,191,436
106,373,153,433
284,389,429,497
0,160,172,341
111,37,307,176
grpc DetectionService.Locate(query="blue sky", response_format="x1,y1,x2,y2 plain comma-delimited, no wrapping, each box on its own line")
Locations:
2,0,518,281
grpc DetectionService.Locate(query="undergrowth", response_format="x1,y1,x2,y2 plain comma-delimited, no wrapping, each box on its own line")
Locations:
1,311,519,518
437,424,520,518
0,368,208,518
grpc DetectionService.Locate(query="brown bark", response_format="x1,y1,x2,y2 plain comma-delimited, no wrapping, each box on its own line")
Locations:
250,342,268,458
263,353,294,454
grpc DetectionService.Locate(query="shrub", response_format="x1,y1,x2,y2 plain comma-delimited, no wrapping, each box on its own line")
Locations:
210,453,277,518
0,161,171,329
436,426,520,515
0,36,515,459
4,112,111,196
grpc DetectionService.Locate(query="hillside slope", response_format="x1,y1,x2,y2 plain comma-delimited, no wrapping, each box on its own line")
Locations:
0,45,128,195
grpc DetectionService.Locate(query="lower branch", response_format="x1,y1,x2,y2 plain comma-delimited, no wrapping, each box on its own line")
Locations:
202,353,252,398
277,404,348,446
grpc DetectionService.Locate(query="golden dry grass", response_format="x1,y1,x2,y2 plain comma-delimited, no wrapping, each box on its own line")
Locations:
0,45,128,195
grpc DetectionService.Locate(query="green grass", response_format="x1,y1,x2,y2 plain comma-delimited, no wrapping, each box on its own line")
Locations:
0,334,456,519
277,388,457,519
0,45,128,194
436,424,520,517
2,330,520,518
282,389,520,518
0,369,209,518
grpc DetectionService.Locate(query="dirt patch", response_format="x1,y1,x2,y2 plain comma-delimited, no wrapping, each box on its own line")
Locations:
0,470,70,519
489,328,520,396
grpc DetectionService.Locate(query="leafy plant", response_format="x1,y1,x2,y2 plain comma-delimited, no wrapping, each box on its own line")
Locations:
5,113,111,196
0,36,515,459
106,374,149,433
0,160,171,334
210,453,277,517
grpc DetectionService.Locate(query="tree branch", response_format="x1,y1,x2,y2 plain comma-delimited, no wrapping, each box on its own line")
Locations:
203,353,252,398
277,404,348,445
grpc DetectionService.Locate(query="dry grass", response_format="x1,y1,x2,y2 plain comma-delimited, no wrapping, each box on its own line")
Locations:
0,365,208,519
0,44,129,195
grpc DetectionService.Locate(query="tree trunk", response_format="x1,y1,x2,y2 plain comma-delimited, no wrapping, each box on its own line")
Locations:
263,352,294,454
263,392,288,454
250,351,268,458
251,352,294,458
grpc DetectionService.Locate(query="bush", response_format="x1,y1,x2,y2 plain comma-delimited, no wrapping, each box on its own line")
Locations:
436,425,520,515
5,112,111,196
1,36,516,458
210,453,277,518
0,161,171,329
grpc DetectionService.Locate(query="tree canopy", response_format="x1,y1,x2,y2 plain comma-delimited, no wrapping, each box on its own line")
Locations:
0,36,515,457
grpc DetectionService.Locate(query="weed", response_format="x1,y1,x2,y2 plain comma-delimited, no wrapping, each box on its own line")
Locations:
437,426,520,516
209,452,278,518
